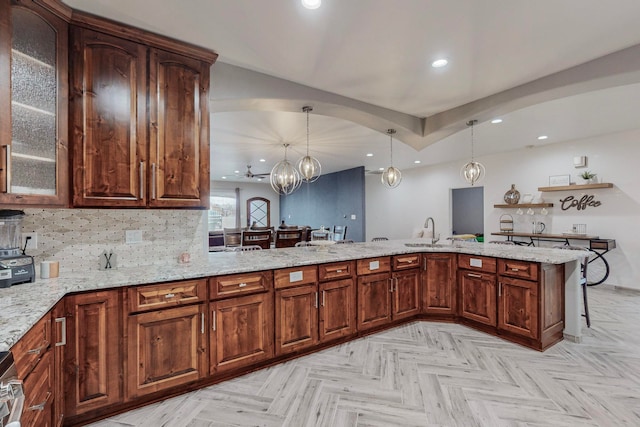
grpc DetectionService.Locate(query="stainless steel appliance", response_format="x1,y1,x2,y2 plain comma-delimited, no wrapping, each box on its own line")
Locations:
0,210,34,288
0,351,24,427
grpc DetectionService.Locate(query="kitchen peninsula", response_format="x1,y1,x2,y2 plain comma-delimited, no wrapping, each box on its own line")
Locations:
0,240,584,426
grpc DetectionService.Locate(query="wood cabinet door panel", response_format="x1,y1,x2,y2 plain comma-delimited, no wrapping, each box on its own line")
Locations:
22,349,53,427
129,279,206,313
498,277,539,339
274,265,317,289
498,259,539,281
318,261,354,282
148,49,209,207
319,278,356,342
71,27,147,207
12,312,51,379
392,269,420,320
211,293,274,373
459,270,497,327
127,304,206,398
275,284,318,355
422,254,457,314
210,271,272,299
64,290,122,417
357,272,391,331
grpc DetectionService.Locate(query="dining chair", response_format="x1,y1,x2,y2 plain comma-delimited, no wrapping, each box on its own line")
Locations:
371,237,388,242
333,225,347,241
275,229,303,248
554,245,591,327
223,227,242,247
335,239,354,244
241,229,272,249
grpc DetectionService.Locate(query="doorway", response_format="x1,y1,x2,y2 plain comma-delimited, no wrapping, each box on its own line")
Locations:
451,187,484,236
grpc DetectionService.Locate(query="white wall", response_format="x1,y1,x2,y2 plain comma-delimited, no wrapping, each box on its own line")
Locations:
211,180,280,228
366,128,640,289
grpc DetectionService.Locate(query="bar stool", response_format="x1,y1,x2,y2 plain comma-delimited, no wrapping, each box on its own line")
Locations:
555,245,591,327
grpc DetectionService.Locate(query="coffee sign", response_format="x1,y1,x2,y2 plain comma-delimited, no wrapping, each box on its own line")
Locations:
559,194,602,211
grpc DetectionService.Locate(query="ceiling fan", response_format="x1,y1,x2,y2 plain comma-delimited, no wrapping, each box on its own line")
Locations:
242,165,270,179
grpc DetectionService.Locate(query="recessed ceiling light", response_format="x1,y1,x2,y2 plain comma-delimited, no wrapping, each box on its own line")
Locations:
221,176,227,179
431,58,448,68
301,0,321,9
491,119,503,124
537,135,548,140
414,160,421,164
366,153,373,157
259,158,266,162
379,167,384,171
234,170,240,174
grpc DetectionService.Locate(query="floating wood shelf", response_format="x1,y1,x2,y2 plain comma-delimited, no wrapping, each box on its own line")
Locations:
537,183,613,192
493,203,554,208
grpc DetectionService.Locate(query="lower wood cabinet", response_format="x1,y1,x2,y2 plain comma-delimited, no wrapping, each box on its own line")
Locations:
21,349,54,427
391,268,421,320
58,290,123,418
319,278,356,342
210,292,274,373
127,303,207,398
357,271,392,331
275,283,319,355
458,269,497,327
497,276,539,339
422,253,457,316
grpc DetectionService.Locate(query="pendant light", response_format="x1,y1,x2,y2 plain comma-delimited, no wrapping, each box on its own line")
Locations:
381,129,402,188
297,106,322,182
270,143,302,195
461,119,485,186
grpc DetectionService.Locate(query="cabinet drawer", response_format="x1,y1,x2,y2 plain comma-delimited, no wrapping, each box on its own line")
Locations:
274,265,317,289
392,254,420,270
356,257,391,275
457,254,496,273
318,261,355,281
129,279,206,313
498,259,538,281
12,313,51,379
21,349,53,427
210,271,272,299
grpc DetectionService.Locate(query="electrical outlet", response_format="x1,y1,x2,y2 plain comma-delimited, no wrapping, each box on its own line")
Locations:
125,230,143,244
22,232,37,250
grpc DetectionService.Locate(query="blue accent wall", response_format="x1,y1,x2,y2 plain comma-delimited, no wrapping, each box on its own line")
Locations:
279,167,365,242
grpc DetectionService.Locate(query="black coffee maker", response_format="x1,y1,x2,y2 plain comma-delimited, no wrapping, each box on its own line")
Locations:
0,209,35,287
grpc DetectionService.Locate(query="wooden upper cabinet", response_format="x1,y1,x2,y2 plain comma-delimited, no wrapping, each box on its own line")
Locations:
0,0,69,206
70,27,147,207
70,22,213,208
148,49,210,208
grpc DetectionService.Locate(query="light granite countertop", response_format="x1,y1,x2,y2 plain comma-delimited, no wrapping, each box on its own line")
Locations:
0,239,584,351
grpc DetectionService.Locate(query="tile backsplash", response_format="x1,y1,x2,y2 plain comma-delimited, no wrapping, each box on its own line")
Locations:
21,209,208,272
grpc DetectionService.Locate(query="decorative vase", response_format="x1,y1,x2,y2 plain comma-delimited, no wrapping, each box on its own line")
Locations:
503,184,520,205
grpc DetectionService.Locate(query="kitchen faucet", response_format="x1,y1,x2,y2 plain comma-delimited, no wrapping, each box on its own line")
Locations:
424,217,439,244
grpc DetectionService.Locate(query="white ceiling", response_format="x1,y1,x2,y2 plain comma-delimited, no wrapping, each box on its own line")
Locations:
63,0,640,182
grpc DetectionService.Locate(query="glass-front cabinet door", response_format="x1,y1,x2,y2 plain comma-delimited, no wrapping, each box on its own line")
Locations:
0,1,68,206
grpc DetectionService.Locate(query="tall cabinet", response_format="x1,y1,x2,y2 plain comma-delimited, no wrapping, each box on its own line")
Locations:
0,0,70,206
70,14,214,208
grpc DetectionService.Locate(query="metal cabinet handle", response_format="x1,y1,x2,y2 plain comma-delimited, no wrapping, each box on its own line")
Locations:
165,293,175,299
26,345,46,355
239,282,247,288
498,282,502,297
467,273,482,278
315,292,319,309
511,267,520,271
2,145,11,193
211,310,216,331
423,257,427,271
28,392,51,411
201,313,205,334
335,269,342,273
54,317,66,347
139,161,145,200
322,290,326,307
151,163,157,200
389,278,395,292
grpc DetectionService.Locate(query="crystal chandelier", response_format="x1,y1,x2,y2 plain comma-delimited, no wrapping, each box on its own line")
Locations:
270,143,302,195
297,106,322,182
461,119,485,185
381,129,402,188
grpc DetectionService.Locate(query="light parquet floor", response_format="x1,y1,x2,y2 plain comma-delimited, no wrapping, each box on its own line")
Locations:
89,285,640,427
